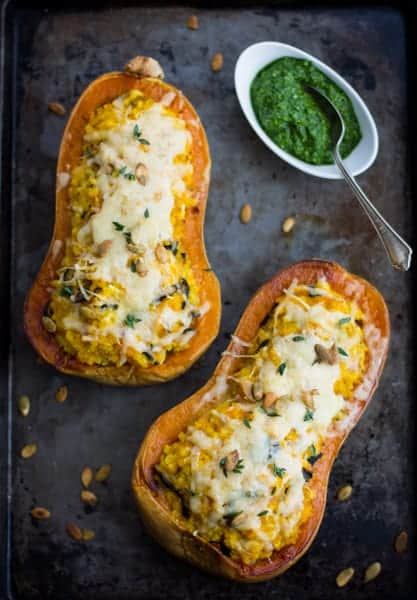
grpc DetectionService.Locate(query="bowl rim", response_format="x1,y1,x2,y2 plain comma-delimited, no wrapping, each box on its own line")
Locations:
234,41,379,180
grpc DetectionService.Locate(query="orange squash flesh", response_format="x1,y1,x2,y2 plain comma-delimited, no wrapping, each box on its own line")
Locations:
132,260,390,581
24,59,221,385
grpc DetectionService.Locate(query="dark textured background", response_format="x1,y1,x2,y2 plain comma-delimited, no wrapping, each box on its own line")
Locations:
0,2,415,599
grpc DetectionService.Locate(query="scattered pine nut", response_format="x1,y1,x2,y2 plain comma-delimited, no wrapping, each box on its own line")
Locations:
42,316,56,333
55,385,68,403
135,162,148,185
364,561,381,583
81,467,93,489
394,530,408,553
30,507,51,520
95,463,112,483
187,15,199,30
21,443,37,459
301,389,318,410
137,264,148,278
240,203,252,224
336,567,355,588
18,395,30,417
337,484,352,502
251,382,264,401
97,239,113,257
82,528,96,541
282,216,295,234
66,522,82,541
211,52,224,72
224,450,239,472
262,392,278,410
155,244,169,264
48,101,66,116
81,490,98,507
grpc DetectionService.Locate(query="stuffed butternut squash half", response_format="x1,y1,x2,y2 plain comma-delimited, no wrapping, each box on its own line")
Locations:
132,260,389,581
24,57,221,385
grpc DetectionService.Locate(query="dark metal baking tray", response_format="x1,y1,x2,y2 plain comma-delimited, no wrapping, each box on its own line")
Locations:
0,1,415,598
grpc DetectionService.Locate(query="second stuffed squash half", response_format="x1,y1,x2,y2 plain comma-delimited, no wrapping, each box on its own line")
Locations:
132,260,390,581
24,57,221,385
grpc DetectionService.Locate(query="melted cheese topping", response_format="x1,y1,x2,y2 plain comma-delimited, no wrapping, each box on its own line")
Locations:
48,90,204,368
156,279,369,565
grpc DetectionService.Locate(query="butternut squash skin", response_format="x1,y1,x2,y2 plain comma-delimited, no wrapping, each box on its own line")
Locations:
24,58,221,385
132,260,390,581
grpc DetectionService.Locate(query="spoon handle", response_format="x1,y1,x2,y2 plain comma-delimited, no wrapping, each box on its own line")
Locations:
333,152,412,271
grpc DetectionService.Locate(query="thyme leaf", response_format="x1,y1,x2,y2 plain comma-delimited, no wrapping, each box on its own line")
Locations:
259,406,280,417
272,464,286,478
60,285,73,298
118,165,135,180
233,459,245,474
338,316,351,326
124,314,141,328
277,362,286,376
304,408,314,422
219,457,228,478
123,231,133,244
133,124,150,145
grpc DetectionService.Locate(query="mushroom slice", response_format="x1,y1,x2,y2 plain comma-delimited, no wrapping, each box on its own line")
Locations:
314,343,338,365
97,239,113,257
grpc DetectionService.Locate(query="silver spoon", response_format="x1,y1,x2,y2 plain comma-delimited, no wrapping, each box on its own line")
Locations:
304,84,412,271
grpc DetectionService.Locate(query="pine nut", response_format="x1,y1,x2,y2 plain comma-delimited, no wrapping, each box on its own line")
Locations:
240,203,252,224
211,52,224,72
282,216,295,234
187,15,199,30
336,567,354,587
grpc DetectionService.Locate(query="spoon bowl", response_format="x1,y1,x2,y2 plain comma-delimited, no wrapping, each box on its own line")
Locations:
301,83,345,150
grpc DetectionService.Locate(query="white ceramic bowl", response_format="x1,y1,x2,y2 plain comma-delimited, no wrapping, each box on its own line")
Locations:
234,41,379,179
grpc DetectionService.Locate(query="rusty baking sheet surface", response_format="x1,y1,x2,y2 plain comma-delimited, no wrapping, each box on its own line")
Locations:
0,2,415,599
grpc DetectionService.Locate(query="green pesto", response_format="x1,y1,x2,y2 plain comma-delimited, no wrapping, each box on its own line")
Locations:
250,57,362,165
